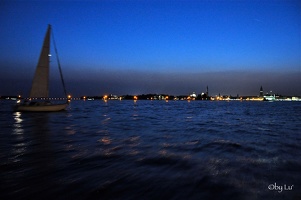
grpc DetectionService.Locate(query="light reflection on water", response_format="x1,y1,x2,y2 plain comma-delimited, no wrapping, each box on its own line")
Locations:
11,112,26,163
0,100,301,199
13,112,23,135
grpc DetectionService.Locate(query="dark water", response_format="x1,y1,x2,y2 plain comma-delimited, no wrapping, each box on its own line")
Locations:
1,100,300,200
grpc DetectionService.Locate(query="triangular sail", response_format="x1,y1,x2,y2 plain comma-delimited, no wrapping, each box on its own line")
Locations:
29,25,51,98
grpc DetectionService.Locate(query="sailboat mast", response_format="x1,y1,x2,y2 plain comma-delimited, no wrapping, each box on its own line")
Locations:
29,25,51,98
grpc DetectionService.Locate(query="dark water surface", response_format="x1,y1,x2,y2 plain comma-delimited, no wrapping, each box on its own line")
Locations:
1,100,300,200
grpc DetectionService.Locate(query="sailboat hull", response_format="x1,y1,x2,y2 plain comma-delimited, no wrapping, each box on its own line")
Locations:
14,103,68,112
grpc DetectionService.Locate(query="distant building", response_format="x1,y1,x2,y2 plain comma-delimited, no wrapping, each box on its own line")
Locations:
260,86,263,97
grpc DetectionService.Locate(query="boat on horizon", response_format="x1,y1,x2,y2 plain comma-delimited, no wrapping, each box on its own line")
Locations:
14,25,69,112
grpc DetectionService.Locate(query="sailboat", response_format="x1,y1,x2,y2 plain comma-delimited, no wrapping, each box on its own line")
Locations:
14,25,69,112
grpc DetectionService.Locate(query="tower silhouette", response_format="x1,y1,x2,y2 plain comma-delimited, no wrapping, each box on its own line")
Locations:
260,86,263,97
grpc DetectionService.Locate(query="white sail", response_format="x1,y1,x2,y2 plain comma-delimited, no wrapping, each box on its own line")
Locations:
29,25,51,98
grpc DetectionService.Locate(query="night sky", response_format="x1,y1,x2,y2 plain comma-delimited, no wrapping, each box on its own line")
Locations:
0,0,300,97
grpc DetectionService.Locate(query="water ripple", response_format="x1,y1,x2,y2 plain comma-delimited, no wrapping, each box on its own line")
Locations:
1,100,300,199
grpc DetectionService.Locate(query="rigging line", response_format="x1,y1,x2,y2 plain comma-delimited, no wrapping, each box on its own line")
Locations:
51,27,68,98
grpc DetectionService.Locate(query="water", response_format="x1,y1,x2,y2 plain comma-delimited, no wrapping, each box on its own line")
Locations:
1,100,300,200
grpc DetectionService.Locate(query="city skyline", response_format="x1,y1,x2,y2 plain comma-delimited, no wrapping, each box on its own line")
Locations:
0,0,300,97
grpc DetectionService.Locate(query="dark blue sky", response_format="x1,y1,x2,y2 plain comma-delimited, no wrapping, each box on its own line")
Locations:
0,0,300,97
